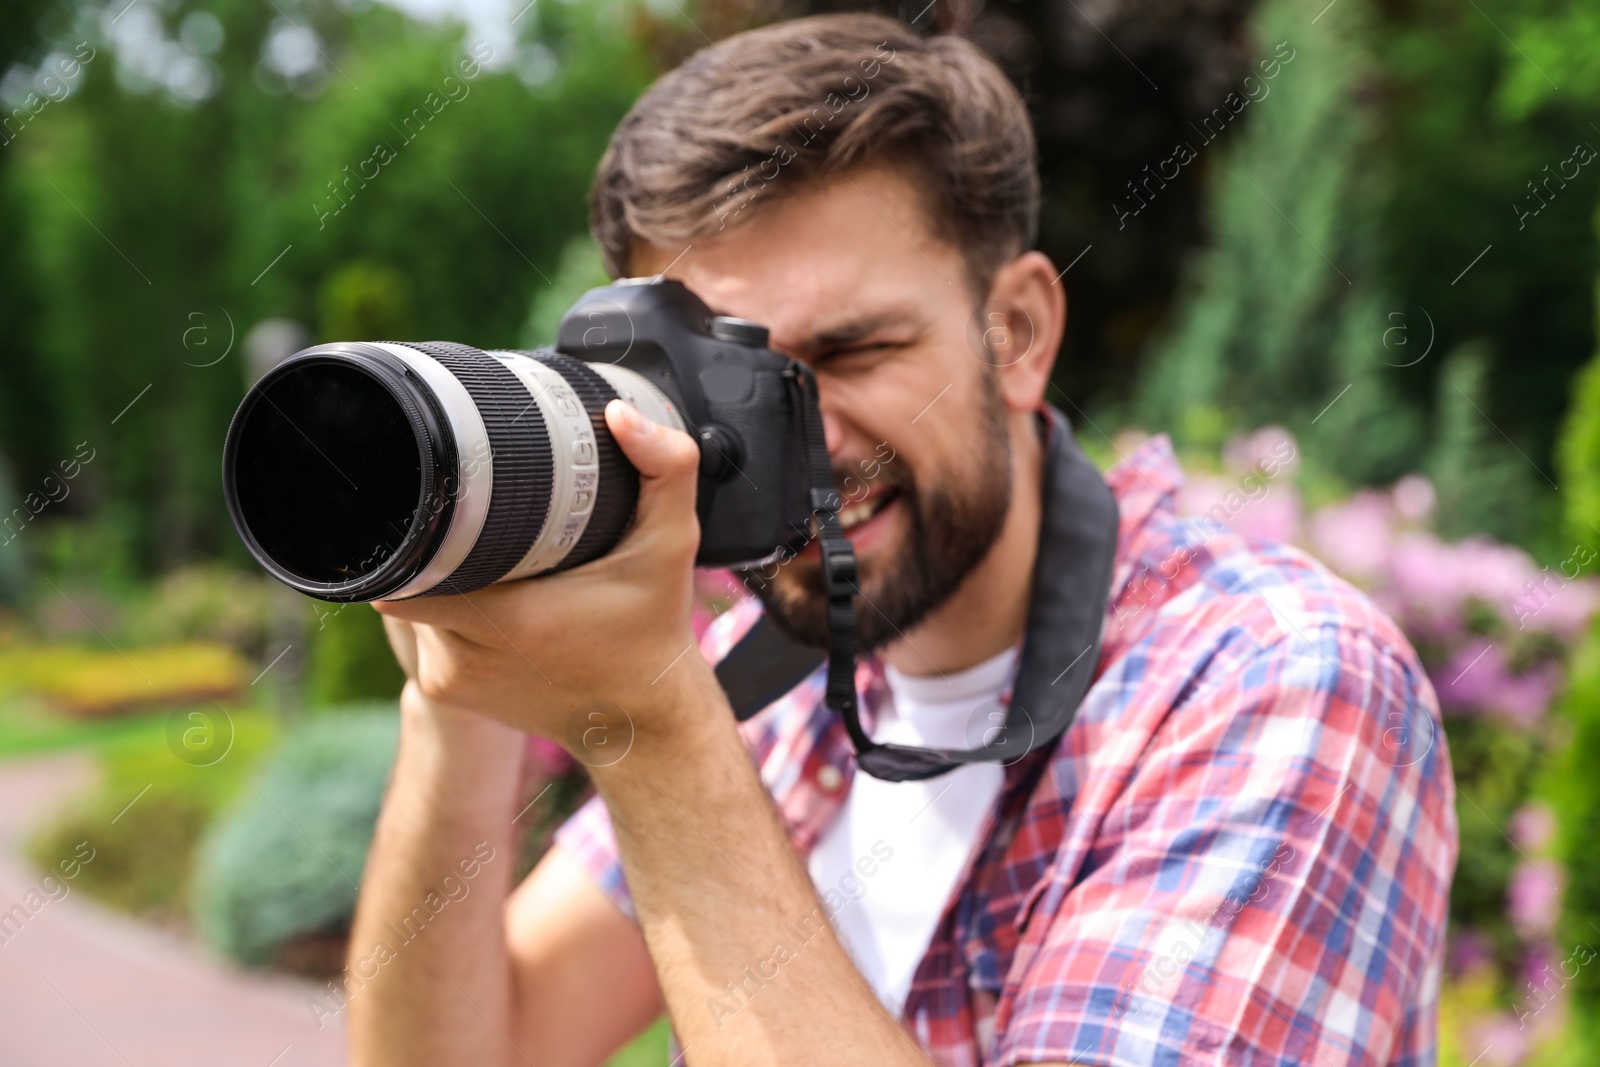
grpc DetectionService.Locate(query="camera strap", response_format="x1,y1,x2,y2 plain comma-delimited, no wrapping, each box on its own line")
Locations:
782,361,865,737
717,398,1120,783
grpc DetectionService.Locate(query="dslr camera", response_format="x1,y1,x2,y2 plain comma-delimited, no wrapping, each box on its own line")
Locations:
223,278,834,602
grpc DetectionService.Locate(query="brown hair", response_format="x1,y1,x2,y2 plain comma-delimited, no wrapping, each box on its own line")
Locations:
588,13,1039,296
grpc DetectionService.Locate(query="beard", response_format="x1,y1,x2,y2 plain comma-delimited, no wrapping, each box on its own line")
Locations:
742,372,1013,653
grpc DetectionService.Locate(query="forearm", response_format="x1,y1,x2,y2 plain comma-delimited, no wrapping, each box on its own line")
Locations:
589,670,929,1066
347,686,526,1067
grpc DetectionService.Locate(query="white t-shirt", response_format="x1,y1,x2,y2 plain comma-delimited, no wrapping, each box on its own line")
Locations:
806,645,1018,1015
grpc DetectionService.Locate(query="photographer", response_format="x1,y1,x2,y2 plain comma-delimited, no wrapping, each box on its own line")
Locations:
347,14,1455,1066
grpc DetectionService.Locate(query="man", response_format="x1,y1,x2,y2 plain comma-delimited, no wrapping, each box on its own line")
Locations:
352,13,1457,1066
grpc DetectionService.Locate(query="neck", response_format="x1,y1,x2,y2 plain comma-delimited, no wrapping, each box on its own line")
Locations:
881,412,1044,677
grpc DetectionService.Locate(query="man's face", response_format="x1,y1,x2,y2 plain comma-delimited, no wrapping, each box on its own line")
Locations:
629,166,1016,652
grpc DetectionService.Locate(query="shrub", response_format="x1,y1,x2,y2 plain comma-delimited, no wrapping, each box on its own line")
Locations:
305,604,404,706
4,643,249,717
26,707,276,922
1558,326,1600,544
126,564,302,663
192,707,399,966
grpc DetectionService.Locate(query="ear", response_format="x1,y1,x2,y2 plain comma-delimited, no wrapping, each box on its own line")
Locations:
978,251,1066,414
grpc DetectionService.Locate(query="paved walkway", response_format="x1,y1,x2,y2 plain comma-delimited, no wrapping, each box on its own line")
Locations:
0,753,347,1067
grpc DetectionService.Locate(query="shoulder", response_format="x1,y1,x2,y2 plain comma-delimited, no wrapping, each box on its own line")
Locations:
1080,507,1454,839
1111,495,1430,708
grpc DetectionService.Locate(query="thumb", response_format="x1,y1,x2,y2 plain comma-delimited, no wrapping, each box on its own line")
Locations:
605,399,701,530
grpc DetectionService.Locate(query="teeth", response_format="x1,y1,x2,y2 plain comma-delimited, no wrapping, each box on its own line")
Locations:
839,495,887,531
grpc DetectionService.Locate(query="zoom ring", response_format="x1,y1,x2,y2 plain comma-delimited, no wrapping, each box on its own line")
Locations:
525,352,640,571
401,341,554,596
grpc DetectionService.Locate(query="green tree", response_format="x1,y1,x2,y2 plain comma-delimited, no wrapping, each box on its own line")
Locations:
9,0,656,577
1134,0,1421,484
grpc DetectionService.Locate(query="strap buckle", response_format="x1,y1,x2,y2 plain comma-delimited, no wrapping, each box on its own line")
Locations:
810,487,842,515
821,542,857,599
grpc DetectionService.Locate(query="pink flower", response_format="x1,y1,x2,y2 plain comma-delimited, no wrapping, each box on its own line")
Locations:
524,735,573,778
1505,573,1600,641
1449,928,1496,977
1462,1012,1530,1066
1435,639,1502,713
1433,641,1559,726
1310,491,1394,583
1508,860,1564,942
1236,487,1302,544
1222,425,1299,478
1510,803,1557,851
1392,475,1436,524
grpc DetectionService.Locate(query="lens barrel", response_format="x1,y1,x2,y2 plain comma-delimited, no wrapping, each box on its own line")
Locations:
222,341,684,602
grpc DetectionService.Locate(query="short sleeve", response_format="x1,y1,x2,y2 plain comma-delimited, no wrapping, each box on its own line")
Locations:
552,790,634,919
994,626,1457,1067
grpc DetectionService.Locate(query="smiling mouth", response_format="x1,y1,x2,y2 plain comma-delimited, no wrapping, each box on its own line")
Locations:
837,488,899,531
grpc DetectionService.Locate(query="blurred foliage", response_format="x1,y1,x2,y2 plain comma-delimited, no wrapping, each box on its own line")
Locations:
124,562,301,661
192,705,398,966
521,233,612,349
0,642,247,716
1429,342,1543,544
1133,0,1600,557
0,701,171,759
1445,716,1542,971
1556,620,1600,1024
606,1018,671,1067
2,0,657,576
1558,292,1600,546
1556,343,1600,1028
317,259,415,342
306,603,404,705
1370,0,1600,551
1136,0,1421,487
26,706,276,923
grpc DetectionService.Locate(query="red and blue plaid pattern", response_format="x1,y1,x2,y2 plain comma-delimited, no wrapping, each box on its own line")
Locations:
555,434,1457,1066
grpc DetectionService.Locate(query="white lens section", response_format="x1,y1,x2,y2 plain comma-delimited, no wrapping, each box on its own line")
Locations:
492,353,602,579
372,342,494,600
588,363,685,435
488,356,686,580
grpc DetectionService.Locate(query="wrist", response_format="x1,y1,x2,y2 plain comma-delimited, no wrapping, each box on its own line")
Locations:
398,681,526,791
581,661,740,791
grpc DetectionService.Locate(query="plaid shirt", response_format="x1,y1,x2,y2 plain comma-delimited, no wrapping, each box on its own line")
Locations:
555,433,1457,1066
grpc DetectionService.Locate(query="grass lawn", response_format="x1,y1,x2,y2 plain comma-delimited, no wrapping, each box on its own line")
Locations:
1,668,672,1063
21,699,278,923
610,1017,672,1066
0,694,176,761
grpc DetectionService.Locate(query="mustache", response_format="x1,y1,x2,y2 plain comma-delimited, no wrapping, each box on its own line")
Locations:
831,456,908,501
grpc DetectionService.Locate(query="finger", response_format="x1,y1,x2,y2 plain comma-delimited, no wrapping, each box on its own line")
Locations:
373,587,502,638
605,399,701,531
379,611,420,679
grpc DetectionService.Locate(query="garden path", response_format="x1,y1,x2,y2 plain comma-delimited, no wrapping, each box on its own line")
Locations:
0,752,347,1067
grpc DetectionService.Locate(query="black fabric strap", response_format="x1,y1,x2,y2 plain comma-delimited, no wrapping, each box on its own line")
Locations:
716,614,825,722
713,404,1120,782
782,362,864,737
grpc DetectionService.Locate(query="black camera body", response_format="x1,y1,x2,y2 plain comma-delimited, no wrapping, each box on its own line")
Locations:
551,278,812,568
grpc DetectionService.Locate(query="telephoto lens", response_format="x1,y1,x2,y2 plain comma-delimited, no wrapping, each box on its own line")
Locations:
223,341,684,602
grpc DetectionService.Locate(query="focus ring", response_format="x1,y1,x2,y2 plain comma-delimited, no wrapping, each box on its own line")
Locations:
401,341,553,596
527,353,640,571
